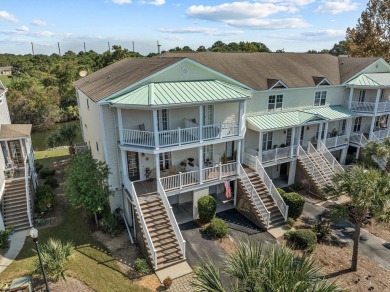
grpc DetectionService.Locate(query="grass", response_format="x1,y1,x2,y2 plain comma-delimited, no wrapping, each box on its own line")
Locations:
0,75,11,87
34,148,70,168
0,206,149,291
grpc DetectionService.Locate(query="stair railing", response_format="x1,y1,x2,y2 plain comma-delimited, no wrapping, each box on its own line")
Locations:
297,145,328,186
307,143,335,176
245,153,289,221
318,141,344,173
125,176,157,270
24,156,32,227
157,179,186,259
238,162,270,228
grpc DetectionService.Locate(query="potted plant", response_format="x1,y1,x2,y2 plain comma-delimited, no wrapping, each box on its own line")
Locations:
163,277,173,288
331,128,338,137
179,160,186,172
221,152,228,164
145,167,152,181
187,158,195,167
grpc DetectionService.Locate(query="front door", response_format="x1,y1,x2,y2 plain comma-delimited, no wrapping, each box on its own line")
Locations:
7,140,24,166
127,151,140,181
280,163,288,178
225,141,235,161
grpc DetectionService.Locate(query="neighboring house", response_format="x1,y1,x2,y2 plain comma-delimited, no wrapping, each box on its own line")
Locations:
0,81,36,232
0,66,12,75
75,53,390,271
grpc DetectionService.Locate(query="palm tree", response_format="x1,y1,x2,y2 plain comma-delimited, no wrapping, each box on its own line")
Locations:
362,138,390,171
325,165,390,271
191,240,341,292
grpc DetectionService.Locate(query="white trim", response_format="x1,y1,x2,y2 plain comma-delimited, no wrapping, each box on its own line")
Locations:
269,80,288,90
316,77,332,86
343,58,390,85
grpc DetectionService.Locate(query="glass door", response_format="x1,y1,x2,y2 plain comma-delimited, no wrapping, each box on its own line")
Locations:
203,105,214,125
127,151,140,181
7,140,23,166
157,109,168,131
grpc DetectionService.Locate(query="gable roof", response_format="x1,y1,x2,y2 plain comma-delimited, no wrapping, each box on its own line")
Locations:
109,80,251,107
0,124,32,139
338,56,380,83
346,73,390,86
74,57,184,102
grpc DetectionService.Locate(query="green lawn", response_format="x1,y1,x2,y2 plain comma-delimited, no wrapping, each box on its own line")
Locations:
34,148,70,168
0,75,11,87
0,206,149,291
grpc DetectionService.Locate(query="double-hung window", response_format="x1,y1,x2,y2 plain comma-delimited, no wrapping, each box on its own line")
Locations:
314,91,327,106
268,95,283,112
353,117,362,132
262,132,273,150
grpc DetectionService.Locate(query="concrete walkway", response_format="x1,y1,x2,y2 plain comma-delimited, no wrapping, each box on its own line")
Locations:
0,229,30,273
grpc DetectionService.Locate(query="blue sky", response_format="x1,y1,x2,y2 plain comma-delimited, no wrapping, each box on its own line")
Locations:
0,0,366,55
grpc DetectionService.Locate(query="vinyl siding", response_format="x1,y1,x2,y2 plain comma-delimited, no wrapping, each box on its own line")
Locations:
0,93,11,124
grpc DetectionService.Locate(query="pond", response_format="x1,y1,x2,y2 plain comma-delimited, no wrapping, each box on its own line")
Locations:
31,120,83,151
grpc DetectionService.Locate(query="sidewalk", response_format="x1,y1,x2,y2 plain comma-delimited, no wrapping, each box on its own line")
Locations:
0,229,30,273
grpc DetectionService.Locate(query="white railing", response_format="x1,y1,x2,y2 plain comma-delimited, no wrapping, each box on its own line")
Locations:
298,145,328,187
203,124,221,140
318,142,344,173
24,156,32,227
157,179,186,259
350,101,376,113
160,162,238,191
377,101,390,113
373,128,390,141
350,133,369,146
246,148,258,157
123,129,155,147
307,143,334,175
184,118,198,128
237,162,270,228
124,177,157,270
261,146,297,163
324,134,349,149
244,153,289,221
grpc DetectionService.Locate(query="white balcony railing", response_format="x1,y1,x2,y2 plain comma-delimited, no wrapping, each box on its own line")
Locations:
261,146,297,163
350,101,376,113
318,141,344,173
123,122,239,148
377,101,390,113
324,134,349,149
160,162,238,191
373,128,390,141
349,133,369,146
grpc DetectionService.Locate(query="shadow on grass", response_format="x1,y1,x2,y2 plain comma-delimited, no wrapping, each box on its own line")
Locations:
35,155,71,168
324,268,352,279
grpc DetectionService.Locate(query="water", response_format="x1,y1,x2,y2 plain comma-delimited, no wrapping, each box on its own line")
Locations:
31,120,83,151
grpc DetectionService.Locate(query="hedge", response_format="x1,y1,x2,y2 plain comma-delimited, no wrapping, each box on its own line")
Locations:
281,192,305,219
39,168,56,179
198,195,217,223
285,229,317,252
206,218,228,238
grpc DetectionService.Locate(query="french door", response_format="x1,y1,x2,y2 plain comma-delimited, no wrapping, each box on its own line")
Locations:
127,151,140,181
8,140,23,166
157,109,168,131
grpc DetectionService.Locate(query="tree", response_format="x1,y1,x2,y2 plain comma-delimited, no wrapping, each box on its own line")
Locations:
362,138,390,171
64,150,112,226
329,41,349,56
191,240,341,291
325,165,390,271
346,0,390,62
47,123,79,154
197,46,207,52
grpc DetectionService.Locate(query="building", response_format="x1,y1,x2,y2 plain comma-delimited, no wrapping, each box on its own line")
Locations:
75,53,390,271
0,80,36,231
0,66,12,75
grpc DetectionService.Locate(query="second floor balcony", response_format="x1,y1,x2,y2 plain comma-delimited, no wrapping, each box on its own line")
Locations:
348,100,390,114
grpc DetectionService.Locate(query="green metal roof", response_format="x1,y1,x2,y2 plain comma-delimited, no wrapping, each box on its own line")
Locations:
346,73,390,86
108,80,251,107
247,105,356,131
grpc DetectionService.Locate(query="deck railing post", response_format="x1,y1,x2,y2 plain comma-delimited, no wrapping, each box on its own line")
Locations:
219,122,223,139
178,128,181,145
179,173,183,189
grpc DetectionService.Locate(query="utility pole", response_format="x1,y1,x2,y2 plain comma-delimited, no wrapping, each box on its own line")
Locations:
132,41,135,53
31,42,34,55
84,42,86,53
57,42,61,56
108,41,111,52
157,40,161,54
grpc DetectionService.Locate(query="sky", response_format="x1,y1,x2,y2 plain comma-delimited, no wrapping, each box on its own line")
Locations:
0,0,367,55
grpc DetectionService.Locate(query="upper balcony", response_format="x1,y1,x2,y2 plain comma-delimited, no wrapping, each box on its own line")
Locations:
347,100,390,114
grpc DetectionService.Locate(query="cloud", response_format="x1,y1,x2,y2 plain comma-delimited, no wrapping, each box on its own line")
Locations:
225,18,310,29
158,27,244,36
270,29,345,41
140,0,165,5
35,31,55,37
0,11,19,23
31,19,48,26
16,26,30,32
254,0,314,6
1,28,55,38
111,0,132,4
163,35,184,41
315,0,358,14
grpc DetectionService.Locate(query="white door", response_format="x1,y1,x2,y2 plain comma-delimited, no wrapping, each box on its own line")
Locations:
157,109,168,131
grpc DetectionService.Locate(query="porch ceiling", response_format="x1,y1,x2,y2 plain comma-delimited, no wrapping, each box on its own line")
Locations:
107,80,251,107
0,124,32,139
346,73,390,87
247,105,355,131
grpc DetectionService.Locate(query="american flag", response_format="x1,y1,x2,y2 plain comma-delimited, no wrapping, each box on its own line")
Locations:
224,181,231,198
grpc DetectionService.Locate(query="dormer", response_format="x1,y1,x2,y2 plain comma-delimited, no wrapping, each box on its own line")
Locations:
267,79,288,90
313,76,332,86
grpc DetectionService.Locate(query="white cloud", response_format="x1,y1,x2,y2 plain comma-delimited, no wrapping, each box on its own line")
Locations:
16,26,30,32
34,31,55,37
159,27,244,36
270,29,345,40
0,11,19,23
315,0,358,14
111,0,132,4
254,0,314,6
1,28,55,38
31,19,48,26
226,18,310,29
140,0,165,5
163,35,184,41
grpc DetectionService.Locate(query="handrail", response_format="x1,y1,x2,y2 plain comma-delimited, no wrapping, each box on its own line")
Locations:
122,212,134,244
318,141,344,173
238,161,270,228
244,153,288,221
297,145,328,186
125,177,157,270
307,142,335,175
157,179,186,259
24,156,32,227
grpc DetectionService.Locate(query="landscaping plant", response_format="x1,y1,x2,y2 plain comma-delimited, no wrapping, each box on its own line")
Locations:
47,123,79,155
206,218,228,238
198,195,217,223
39,168,56,179
287,217,295,229
35,185,56,214
281,192,305,219
0,230,10,249
285,229,317,252
134,258,150,274
44,176,59,188
312,218,331,242
100,208,124,236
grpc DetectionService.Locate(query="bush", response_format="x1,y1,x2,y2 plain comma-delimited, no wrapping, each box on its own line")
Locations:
35,185,56,213
276,188,286,196
100,208,124,236
39,168,56,179
34,238,74,282
198,195,217,223
44,176,59,188
35,162,44,173
0,230,10,249
281,192,305,220
290,183,303,191
206,218,228,238
134,258,150,274
285,229,317,252
287,217,295,228
312,219,331,242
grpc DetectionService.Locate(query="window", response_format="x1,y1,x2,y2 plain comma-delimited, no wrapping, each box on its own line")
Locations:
87,98,89,110
268,95,283,112
159,152,172,170
341,119,347,134
358,90,366,102
353,117,362,132
203,145,213,163
285,128,292,147
96,141,99,151
314,91,327,106
262,132,273,150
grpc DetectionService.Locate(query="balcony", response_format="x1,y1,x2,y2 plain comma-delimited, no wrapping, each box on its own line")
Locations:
246,146,297,164
373,128,390,141
324,134,349,149
349,133,369,146
122,122,239,149
348,101,390,114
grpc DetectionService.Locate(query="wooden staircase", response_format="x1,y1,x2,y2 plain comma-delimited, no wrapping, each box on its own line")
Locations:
136,194,184,270
242,166,285,228
2,179,30,231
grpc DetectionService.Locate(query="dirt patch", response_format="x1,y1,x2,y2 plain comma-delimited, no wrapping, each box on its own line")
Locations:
135,274,165,291
296,189,324,204
362,218,390,243
33,276,93,292
216,236,235,255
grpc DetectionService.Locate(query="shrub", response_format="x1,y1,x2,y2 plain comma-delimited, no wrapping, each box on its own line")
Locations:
198,195,217,223
290,183,303,191
276,188,286,196
281,192,305,220
44,176,59,188
34,238,74,282
163,277,173,288
35,185,56,213
206,218,228,238
39,168,56,179
100,208,124,236
35,162,44,173
0,230,10,249
287,217,295,229
312,219,331,242
134,258,150,274
285,229,317,252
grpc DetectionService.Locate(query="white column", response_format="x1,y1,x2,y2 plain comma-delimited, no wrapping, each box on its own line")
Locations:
317,123,323,149
258,131,263,162
154,153,160,179
199,105,203,142
290,127,296,157
323,122,329,145
152,109,159,149
117,108,124,144
346,118,353,139
236,140,242,165
340,148,348,165
296,126,302,155
238,101,245,136
198,146,203,184
348,87,354,109
121,150,128,180
374,88,382,114
369,116,376,140
288,160,297,185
